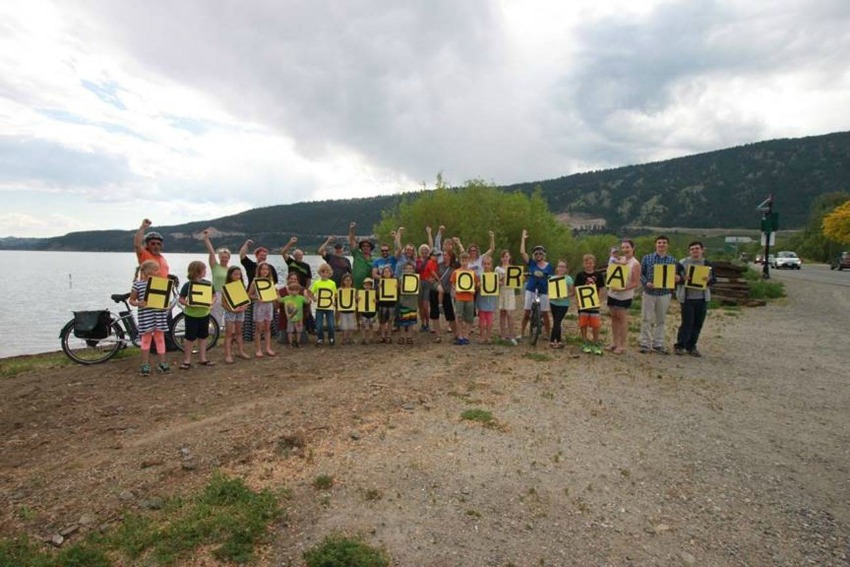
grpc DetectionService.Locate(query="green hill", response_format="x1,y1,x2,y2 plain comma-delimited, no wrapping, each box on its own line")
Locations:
4,130,849,252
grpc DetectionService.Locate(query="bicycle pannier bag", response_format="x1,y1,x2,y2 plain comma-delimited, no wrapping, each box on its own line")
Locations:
73,310,111,339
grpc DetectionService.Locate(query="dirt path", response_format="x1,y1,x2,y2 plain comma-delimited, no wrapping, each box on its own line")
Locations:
1,275,848,566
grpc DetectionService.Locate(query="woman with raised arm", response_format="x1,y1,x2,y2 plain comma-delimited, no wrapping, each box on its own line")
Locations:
202,228,231,327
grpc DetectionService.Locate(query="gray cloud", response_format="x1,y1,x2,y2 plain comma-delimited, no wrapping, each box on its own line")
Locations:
78,0,850,185
0,136,139,188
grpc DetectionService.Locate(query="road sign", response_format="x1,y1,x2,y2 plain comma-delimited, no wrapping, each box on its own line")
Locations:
760,212,779,232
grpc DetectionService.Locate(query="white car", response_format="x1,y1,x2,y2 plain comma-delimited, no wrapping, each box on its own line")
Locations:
771,251,802,270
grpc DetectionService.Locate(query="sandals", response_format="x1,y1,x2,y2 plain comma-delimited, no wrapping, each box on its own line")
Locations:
398,337,405,345
179,362,191,370
406,337,414,344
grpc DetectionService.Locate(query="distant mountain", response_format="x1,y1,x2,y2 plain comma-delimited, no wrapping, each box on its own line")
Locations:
3,131,848,252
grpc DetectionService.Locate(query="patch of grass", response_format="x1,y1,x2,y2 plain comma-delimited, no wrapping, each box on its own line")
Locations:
0,353,71,379
304,534,390,567
461,408,496,426
363,488,383,501
109,472,281,565
748,279,785,299
523,352,551,362
313,475,334,490
0,534,112,567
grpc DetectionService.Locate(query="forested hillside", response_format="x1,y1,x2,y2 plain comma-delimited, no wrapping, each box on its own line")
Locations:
4,131,849,252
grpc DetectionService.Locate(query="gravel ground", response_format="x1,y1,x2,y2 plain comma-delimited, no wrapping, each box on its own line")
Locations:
1,273,848,566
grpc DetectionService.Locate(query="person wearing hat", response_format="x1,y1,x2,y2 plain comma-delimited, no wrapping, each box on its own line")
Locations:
348,221,376,289
519,229,554,339
134,218,170,277
318,234,352,288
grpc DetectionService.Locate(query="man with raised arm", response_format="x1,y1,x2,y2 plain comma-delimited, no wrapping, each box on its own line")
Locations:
134,218,169,277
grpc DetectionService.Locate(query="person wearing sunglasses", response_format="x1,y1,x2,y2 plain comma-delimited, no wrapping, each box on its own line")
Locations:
134,218,170,278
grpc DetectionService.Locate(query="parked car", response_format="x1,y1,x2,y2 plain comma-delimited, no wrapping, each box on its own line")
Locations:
830,252,850,271
770,251,802,270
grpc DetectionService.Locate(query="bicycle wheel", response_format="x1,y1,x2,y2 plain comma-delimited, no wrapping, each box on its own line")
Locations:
60,318,125,365
529,303,542,346
170,313,220,352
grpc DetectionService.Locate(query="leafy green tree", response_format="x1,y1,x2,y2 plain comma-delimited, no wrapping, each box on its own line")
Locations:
374,177,574,259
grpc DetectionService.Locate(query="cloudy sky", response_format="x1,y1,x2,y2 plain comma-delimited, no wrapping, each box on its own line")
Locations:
1,0,849,237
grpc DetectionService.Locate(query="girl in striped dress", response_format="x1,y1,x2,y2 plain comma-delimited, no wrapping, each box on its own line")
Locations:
129,260,171,376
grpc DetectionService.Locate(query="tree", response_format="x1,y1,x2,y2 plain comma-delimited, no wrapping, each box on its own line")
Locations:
784,192,850,261
822,200,850,244
373,177,574,259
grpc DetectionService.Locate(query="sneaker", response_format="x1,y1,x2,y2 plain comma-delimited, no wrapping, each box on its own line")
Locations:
639,345,651,354
654,346,669,355
316,339,324,347
461,338,470,345
581,343,592,353
157,362,171,374
453,337,463,345
139,363,151,376
674,346,685,356
329,338,335,346
689,349,702,357
591,343,603,356
509,338,518,346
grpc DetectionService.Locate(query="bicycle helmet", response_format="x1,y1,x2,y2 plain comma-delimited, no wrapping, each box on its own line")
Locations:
144,231,164,242
531,245,546,254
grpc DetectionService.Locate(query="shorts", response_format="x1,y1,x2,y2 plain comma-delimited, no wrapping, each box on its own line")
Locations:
578,312,601,329
378,306,395,324
607,296,632,310
253,301,274,322
223,310,245,324
523,291,551,312
478,310,494,326
286,321,303,333
454,299,475,323
419,279,433,302
359,315,376,329
184,314,210,341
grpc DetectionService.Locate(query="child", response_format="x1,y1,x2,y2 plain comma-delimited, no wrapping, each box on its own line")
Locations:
337,273,357,345
477,255,498,344
280,282,309,348
549,259,574,349
574,254,606,355
248,262,277,358
395,263,418,344
222,265,250,363
450,252,478,345
495,249,517,344
129,260,171,375
359,277,377,344
308,263,337,346
178,260,215,369
377,265,397,344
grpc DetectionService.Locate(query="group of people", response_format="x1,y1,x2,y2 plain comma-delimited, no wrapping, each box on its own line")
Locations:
128,218,715,376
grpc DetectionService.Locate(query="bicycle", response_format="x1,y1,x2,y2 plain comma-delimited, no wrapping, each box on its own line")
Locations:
528,289,543,347
59,282,220,365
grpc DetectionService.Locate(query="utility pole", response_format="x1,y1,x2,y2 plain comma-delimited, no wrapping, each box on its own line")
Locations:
757,195,777,280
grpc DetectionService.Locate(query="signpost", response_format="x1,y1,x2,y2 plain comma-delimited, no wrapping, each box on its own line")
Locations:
757,195,777,280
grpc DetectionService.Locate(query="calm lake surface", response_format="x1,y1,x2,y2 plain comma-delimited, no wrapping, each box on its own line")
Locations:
0,250,327,358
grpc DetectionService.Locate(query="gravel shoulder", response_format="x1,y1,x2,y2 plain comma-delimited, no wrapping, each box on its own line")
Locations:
1,273,848,566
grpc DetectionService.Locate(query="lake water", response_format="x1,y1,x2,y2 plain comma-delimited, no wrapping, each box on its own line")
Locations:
0,250,328,358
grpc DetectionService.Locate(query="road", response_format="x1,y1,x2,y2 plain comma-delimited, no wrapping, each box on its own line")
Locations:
764,262,850,287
